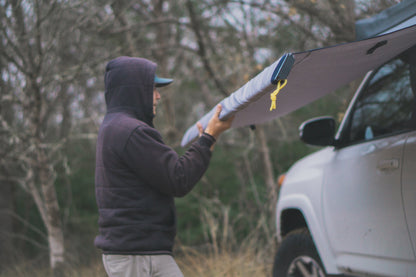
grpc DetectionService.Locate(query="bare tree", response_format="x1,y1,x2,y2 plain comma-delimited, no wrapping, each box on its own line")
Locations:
0,0,107,272
0,0,64,270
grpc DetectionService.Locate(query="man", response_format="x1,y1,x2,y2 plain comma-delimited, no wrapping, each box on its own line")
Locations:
95,56,234,277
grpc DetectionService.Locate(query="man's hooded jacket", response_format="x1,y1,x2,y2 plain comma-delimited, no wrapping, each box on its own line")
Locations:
95,56,215,255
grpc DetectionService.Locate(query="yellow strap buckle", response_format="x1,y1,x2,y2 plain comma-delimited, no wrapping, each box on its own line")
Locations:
270,79,287,111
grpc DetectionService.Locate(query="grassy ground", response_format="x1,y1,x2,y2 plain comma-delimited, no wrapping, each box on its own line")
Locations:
178,246,274,277
0,242,275,277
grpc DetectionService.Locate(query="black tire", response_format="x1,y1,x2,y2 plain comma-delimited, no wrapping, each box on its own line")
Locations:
273,228,327,277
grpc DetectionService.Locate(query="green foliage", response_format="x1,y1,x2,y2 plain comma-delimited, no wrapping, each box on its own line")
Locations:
176,195,206,245
271,140,315,173
11,187,48,259
176,145,244,245
62,140,97,218
60,139,100,264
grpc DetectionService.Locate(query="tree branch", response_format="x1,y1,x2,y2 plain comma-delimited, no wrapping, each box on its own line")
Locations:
186,0,229,97
0,231,49,250
0,210,48,240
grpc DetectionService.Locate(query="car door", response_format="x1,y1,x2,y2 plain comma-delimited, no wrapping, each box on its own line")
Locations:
323,48,416,268
402,131,416,255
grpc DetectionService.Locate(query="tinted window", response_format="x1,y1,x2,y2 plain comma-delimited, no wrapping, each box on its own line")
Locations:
346,48,416,144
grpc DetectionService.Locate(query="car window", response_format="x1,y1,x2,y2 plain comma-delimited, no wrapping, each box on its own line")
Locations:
345,48,416,144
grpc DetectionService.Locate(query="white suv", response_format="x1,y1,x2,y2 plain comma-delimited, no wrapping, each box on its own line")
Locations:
273,4,416,277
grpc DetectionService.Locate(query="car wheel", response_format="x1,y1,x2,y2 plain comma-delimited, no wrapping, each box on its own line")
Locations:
273,228,326,277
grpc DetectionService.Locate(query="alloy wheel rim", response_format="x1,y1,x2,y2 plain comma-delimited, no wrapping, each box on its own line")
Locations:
287,255,326,277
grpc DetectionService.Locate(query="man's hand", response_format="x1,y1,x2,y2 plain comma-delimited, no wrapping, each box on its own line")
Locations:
203,104,234,139
197,122,204,137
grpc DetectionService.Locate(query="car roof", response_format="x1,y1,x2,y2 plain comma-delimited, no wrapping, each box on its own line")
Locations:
356,0,416,40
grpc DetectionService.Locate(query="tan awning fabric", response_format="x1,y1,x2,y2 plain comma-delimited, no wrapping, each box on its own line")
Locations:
181,24,416,147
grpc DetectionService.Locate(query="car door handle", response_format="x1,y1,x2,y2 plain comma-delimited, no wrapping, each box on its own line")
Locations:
377,159,399,171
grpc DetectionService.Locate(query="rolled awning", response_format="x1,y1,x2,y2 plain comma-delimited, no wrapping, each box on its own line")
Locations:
181,24,416,147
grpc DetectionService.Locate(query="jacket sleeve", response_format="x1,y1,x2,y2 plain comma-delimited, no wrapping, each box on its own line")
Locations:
122,125,215,197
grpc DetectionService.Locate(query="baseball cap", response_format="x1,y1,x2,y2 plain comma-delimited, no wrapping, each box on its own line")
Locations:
154,75,173,87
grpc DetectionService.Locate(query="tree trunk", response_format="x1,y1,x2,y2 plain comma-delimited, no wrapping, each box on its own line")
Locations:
28,76,65,272
0,181,13,266
0,60,14,266
37,143,65,271
154,0,177,142
255,126,277,216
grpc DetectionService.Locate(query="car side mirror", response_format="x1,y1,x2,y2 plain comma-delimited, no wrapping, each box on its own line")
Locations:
299,116,336,146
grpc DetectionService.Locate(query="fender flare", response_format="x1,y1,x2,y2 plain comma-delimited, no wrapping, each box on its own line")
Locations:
276,194,340,275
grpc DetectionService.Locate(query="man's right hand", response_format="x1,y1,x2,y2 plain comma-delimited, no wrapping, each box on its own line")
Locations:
203,104,234,139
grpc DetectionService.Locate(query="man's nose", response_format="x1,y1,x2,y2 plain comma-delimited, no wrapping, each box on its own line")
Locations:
154,89,160,98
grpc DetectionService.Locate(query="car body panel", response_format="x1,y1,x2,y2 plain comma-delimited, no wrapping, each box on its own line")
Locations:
277,116,416,276
277,147,341,274
323,133,413,261
323,134,416,277
336,254,416,277
402,132,416,254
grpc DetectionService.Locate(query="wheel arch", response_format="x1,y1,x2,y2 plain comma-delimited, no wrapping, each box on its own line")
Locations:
276,195,340,274
280,208,308,237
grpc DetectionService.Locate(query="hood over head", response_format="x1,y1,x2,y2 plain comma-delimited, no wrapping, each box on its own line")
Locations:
104,56,156,126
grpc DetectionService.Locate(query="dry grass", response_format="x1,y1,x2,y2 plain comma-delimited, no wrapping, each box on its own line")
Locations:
0,243,273,277
0,259,107,277
177,244,273,277
175,197,276,277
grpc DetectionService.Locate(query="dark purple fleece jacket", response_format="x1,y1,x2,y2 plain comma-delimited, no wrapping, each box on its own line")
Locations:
94,56,215,255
